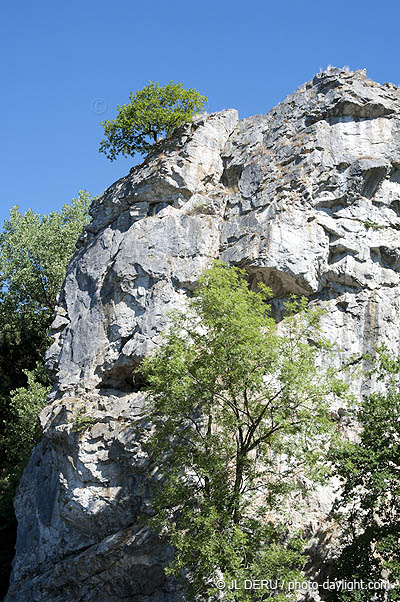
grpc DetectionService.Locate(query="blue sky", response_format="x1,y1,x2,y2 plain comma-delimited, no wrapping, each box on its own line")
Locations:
2,0,400,227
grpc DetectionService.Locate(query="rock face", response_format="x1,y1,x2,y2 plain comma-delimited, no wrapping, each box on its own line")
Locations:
6,68,400,601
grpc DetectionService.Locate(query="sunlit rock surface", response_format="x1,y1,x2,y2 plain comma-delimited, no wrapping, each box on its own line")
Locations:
6,68,400,601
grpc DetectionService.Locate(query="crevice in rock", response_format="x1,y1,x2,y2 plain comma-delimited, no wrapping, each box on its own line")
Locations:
242,264,313,298
336,162,351,173
390,199,400,217
306,105,394,127
327,248,358,265
96,363,139,393
315,200,351,214
360,170,386,199
370,246,400,270
220,160,243,192
347,160,388,199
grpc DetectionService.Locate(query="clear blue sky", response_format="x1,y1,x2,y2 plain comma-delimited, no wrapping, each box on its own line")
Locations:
2,0,400,227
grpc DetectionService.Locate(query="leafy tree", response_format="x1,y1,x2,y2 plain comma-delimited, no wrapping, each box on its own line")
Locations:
99,81,208,160
0,191,92,598
2,365,50,471
140,262,346,601
0,363,51,582
0,191,92,329
330,346,400,601
0,191,92,400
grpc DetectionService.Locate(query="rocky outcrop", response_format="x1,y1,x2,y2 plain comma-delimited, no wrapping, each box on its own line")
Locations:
6,68,400,601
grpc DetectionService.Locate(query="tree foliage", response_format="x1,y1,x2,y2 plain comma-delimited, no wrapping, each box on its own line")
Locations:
0,191,92,598
0,191,91,393
99,81,208,160
330,346,400,601
0,191,92,330
140,262,345,601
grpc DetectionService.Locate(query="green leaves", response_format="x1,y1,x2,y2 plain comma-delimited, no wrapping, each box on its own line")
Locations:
0,190,92,467
99,81,208,160
1,364,50,472
140,261,345,600
331,346,400,600
0,190,92,328
0,189,92,453
0,193,92,594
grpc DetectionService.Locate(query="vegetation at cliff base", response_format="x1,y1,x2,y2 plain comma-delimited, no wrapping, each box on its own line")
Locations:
330,346,400,601
99,81,208,160
0,191,92,597
140,261,346,601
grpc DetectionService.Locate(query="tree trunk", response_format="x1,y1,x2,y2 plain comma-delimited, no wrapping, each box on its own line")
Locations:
232,451,244,524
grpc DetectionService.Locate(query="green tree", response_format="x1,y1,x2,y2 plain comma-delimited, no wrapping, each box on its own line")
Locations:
330,346,400,601
140,262,346,601
0,363,51,562
99,81,208,160
0,191,92,598
0,191,92,398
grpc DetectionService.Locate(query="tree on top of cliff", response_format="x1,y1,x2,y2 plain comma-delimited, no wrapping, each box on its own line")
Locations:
99,81,208,160
140,261,347,601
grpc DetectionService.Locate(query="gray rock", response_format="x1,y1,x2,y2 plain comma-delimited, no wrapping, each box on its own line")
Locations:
7,68,400,600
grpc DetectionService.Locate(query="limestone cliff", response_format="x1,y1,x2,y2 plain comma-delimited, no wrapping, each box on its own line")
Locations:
6,67,400,601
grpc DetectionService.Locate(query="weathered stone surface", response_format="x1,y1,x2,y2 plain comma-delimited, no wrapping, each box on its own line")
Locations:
7,67,400,601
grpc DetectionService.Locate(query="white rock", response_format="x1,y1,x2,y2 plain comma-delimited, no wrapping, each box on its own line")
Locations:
7,69,400,602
